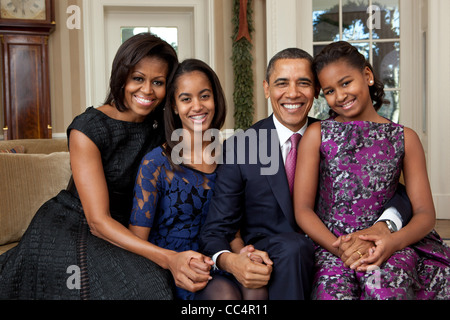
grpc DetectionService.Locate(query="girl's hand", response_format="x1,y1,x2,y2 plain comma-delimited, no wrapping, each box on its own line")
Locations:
189,255,214,275
240,245,273,265
353,233,397,272
332,233,376,268
167,251,213,292
332,222,392,269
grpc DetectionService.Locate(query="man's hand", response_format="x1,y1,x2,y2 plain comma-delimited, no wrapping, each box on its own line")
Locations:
217,251,273,289
332,222,391,270
239,245,271,264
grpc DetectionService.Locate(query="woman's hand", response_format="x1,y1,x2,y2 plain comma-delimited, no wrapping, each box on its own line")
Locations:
167,251,213,292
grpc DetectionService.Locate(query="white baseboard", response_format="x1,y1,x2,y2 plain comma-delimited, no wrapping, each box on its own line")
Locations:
52,133,67,140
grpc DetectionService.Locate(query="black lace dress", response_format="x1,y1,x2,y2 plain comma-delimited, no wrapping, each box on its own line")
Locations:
0,107,174,300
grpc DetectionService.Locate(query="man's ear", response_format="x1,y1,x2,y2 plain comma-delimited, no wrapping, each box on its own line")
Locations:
263,80,270,99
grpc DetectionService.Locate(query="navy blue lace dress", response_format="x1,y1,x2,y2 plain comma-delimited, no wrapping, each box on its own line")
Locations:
0,107,174,300
130,146,216,300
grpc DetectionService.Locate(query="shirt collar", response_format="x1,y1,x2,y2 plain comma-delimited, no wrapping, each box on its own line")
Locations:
272,114,309,147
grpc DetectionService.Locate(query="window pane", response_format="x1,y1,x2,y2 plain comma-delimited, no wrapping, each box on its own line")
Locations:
311,93,331,120
378,91,400,122
150,27,179,54
342,0,370,41
372,41,400,89
313,0,340,42
372,0,400,39
121,27,149,43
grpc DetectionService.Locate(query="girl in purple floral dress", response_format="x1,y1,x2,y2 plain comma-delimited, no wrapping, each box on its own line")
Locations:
294,41,450,300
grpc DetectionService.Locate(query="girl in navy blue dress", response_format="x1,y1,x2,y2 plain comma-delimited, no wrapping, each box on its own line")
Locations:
129,59,227,300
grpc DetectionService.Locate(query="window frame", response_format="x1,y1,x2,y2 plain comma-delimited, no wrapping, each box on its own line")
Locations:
286,0,425,139
311,0,402,122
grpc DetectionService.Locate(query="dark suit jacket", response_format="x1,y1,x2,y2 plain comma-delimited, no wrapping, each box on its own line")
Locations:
199,115,412,257
200,115,318,256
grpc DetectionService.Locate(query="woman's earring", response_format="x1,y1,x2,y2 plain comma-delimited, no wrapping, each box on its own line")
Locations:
369,80,374,85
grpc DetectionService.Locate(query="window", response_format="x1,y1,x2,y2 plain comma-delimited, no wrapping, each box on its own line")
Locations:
121,26,179,54
311,0,400,122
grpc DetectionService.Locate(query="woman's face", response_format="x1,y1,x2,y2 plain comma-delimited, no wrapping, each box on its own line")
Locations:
173,71,216,134
123,56,169,122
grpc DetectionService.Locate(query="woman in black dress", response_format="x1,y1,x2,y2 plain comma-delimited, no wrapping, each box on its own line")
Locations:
0,33,187,300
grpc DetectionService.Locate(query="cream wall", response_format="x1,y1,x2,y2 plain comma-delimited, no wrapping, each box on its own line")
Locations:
426,0,450,219
49,0,86,138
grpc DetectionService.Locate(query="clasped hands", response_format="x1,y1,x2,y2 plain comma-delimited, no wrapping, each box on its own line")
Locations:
169,246,272,293
168,250,214,293
171,223,396,293
333,222,398,272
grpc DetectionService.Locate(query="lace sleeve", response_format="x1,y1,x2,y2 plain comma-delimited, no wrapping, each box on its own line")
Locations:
129,157,162,228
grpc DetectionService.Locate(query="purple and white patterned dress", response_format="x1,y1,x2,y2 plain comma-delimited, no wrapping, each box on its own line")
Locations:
313,119,450,300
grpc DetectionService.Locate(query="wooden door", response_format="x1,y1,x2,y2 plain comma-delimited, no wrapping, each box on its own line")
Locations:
1,33,51,140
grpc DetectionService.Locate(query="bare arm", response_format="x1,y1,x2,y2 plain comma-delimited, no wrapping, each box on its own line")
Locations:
293,122,339,256
70,130,211,292
359,127,436,266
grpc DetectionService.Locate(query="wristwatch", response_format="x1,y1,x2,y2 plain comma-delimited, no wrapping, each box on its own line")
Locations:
381,219,398,233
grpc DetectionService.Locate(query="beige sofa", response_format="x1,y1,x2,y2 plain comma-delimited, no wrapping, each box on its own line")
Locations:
0,139,72,255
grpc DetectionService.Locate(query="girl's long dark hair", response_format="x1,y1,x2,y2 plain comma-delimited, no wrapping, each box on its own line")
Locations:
313,41,389,112
164,59,227,171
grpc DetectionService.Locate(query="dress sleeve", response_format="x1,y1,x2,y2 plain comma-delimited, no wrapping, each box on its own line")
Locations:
66,107,107,153
129,154,162,228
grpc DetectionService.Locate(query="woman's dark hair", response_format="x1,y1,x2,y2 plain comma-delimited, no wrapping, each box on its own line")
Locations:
313,41,389,111
104,33,179,112
164,59,227,170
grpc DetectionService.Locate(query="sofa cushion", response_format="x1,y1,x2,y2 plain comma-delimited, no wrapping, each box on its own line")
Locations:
0,152,72,246
0,145,25,154
0,242,18,255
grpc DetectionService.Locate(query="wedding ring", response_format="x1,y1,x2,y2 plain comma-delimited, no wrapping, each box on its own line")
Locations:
355,250,363,259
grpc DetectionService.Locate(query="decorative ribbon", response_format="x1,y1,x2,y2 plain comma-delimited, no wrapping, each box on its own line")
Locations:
235,0,252,43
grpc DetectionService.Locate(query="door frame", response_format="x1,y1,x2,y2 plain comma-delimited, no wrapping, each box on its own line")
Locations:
82,0,215,108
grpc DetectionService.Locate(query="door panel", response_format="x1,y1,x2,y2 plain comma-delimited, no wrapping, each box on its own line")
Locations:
105,7,194,79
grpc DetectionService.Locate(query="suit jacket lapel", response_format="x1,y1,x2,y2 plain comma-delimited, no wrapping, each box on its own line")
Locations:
260,116,299,232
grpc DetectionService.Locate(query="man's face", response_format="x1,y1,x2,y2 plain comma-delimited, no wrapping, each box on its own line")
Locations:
264,59,316,132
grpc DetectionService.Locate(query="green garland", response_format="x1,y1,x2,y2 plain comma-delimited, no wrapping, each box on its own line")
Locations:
232,0,254,130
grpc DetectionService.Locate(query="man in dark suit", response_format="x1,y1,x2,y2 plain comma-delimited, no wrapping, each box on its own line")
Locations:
199,48,411,300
